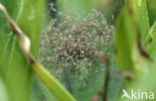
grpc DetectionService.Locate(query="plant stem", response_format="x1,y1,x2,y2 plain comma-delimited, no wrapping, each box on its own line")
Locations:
103,58,110,101
31,63,76,101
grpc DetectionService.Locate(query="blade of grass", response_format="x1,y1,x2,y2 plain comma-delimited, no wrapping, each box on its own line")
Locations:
0,3,76,101
0,78,8,101
0,0,44,100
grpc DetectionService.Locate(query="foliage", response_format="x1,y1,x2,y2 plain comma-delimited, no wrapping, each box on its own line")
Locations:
114,0,156,101
1,0,156,101
146,0,156,26
0,78,8,101
0,0,44,101
0,1,76,101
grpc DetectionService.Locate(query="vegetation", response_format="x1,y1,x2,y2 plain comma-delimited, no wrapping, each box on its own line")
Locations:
0,0,156,101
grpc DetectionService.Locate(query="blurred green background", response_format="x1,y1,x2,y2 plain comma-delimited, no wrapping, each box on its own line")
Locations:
1,0,156,101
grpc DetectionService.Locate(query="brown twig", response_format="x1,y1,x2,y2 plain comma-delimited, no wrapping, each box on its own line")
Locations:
102,55,110,101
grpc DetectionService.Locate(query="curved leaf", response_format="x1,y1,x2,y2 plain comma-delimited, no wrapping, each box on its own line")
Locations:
0,0,44,101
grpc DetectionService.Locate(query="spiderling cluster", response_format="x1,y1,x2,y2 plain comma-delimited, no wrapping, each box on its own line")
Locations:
39,10,114,83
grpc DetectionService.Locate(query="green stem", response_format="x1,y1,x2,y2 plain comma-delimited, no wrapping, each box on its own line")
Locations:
31,63,76,101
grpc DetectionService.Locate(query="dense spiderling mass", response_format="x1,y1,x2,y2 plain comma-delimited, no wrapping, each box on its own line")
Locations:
39,10,114,82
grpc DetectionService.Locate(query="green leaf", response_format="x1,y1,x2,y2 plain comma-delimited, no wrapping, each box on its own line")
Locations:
132,0,150,40
114,1,156,101
0,0,44,101
0,78,8,101
143,22,156,65
146,0,156,26
114,0,150,70
0,0,21,79
114,1,137,70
